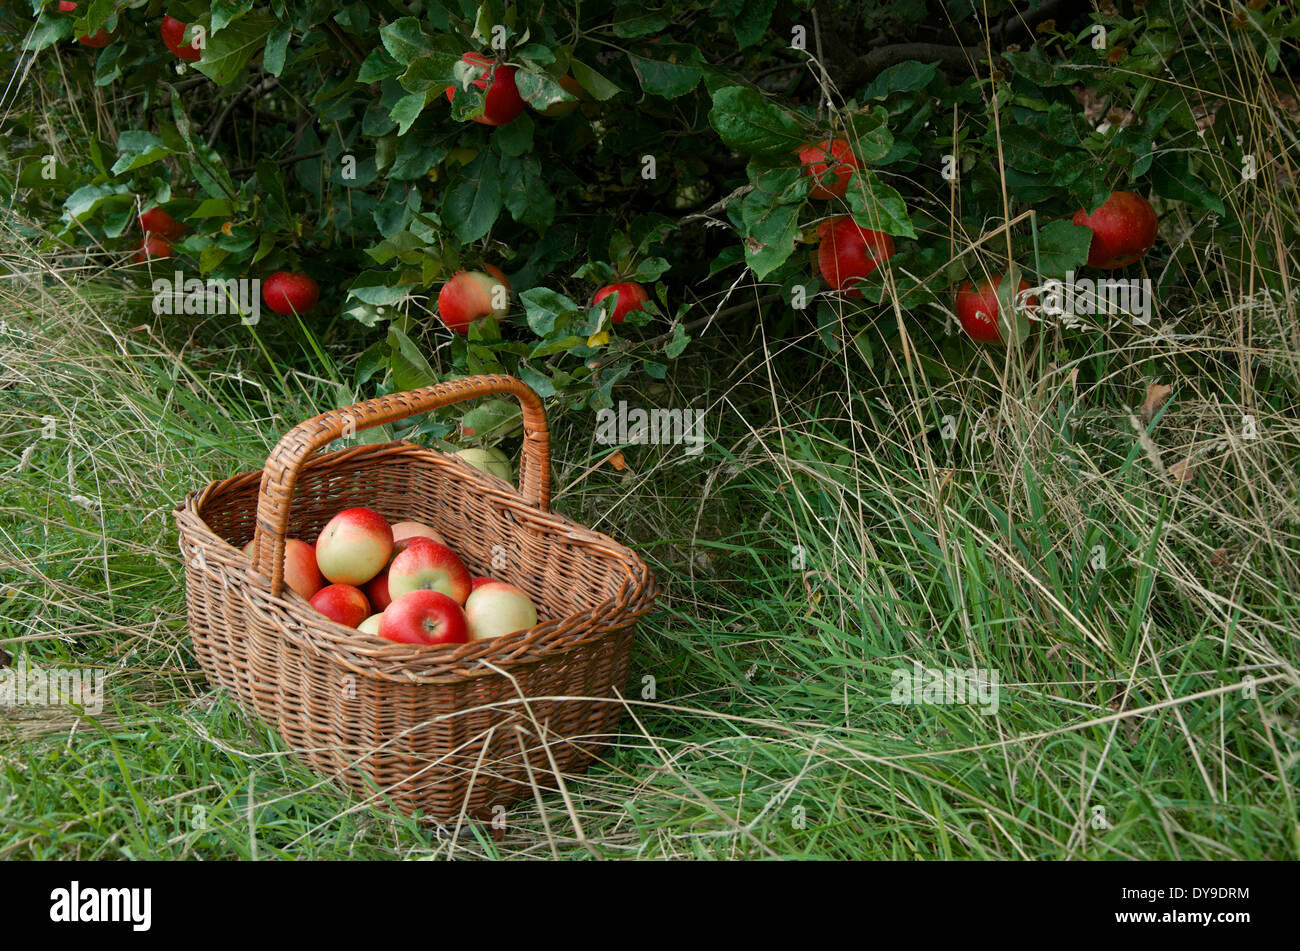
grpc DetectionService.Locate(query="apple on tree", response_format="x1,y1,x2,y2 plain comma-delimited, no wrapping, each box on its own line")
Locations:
815,217,895,298
262,272,319,316
535,75,583,118
798,139,861,200
59,2,115,47
133,234,173,264
436,267,510,335
314,507,393,585
955,271,1038,345
379,590,470,646
139,206,186,241
593,282,649,324
310,584,371,629
464,581,538,641
242,537,324,600
1072,191,1159,269
444,52,525,126
160,15,202,62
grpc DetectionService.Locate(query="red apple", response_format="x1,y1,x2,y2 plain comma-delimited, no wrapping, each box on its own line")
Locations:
387,538,471,605
444,52,525,126
314,507,393,585
436,266,510,335
1072,191,1158,269
379,590,470,645
310,583,371,628
160,15,202,62
471,576,496,591
798,139,861,200
536,75,583,118
955,273,1038,345
60,2,115,47
391,520,446,545
464,581,538,641
139,206,186,240
133,234,173,263
364,568,392,613
593,282,649,324
816,217,895,298
242,538,324,600
262,271,319,316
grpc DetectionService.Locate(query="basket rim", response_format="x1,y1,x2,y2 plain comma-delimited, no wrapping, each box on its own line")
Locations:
174,440,658,684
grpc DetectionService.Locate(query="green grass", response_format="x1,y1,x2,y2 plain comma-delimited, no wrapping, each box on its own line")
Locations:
1,229,1297,858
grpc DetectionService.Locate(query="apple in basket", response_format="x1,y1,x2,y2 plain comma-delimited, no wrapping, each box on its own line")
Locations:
391,520,446,545
380,590,470,645
364,533,448,611
315,507,393,585
464,581,538,640
310,584,371,628
242,537,324,599
471,576,496,591
358,614,383,636
387,537,472,604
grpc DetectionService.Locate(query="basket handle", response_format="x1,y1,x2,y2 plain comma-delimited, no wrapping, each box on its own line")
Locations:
251,374,549,598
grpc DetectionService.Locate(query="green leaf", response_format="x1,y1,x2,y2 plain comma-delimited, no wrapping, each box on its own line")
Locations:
194,12,275,86
500,152,555,233
846,171,916,238
1032,219,1093,277
400,50,462,93
359,48,404,83
495,115,534,157
665,322,690,358
570,59,621,101
520,287,583,336
1150,153,1225,214
387,326,437,391
628,48,703,99
379,17,436,63
64,184,130,221
442,150,503,243
263,22,291,76
613,13,669,38
514,71,571,110
843,107,895,164
389,92,428,135
709,86,804,157
739,190,799,278
211,0,255,33
632,257,671,282
860,61,939,99
110,131,172,175
517,364,557,397
732,0,777,49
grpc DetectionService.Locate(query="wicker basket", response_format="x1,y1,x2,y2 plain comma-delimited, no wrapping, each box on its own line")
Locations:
173,375,657,821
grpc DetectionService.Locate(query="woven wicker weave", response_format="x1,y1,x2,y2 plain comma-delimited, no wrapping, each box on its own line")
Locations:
174,375,657,821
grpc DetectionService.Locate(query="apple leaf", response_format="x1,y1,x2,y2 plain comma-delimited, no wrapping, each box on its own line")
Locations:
460,400,522,441
110,132,171,175
633,258,672,282
389,91,428,136
629,47,704,99
846,171,916,238
514,71,572,110
709,86,804,157
262,22,291,76
442,150,503,243
739,189,799,279
1031,219,1093,278
63,184,130,223
860,61,940,100
193,12,275,86
1150,153,1225,214
495,115,534,157
732,0,777,50
379,17,437,64
665,322,690,358
500,152,556,234
211,0,255,34
842,107,895,164
400,49,462,93
386,326,437,391
359,48,403,83
570,59,621,101
521,287,583,336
